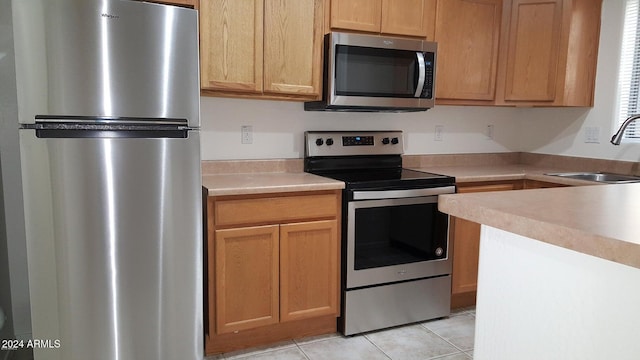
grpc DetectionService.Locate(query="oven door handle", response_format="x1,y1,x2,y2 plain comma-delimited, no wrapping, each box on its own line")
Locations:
352,186,455,200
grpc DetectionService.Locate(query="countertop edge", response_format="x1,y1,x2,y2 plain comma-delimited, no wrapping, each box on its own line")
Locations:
206,182,345,196
202,172,345,197
439,192,640,270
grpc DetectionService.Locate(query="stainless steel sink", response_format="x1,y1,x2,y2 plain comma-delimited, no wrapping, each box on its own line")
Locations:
545,172,640,184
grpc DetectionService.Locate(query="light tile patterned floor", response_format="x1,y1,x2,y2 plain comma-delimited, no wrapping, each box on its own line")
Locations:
206,308,475,360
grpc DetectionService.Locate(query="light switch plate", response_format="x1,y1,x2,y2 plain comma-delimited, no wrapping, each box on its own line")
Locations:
584,126,600,143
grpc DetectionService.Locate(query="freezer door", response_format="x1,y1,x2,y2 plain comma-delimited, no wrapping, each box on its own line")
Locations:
13,0,200,126
19,129,202,360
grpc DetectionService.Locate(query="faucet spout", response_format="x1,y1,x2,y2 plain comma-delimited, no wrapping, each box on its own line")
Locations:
611,114,640,145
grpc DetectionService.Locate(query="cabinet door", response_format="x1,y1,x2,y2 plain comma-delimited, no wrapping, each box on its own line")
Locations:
381,0,436,39
280,220,339,322
450,217,481,295
502,0,563,101
435,0,502,100
451,182,519,308
523,179,568,189
330,0,382,33
200,0,264,93
215,225,279,334
263,0,324,96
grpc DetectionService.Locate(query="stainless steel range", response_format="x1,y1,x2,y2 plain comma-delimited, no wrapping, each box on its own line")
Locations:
304,131,454,335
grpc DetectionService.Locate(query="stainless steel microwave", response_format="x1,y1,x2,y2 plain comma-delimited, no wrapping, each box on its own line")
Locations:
305,32,437,112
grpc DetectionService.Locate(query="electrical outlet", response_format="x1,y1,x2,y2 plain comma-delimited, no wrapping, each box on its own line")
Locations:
434,125,444,141
485,124,494,140
241,125,253,144
584,126,600,143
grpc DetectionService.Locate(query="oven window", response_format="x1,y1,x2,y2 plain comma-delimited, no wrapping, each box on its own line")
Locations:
354,202,448,270
335,45,417,97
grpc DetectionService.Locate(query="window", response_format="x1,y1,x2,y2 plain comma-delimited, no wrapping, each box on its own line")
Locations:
617,0,640,141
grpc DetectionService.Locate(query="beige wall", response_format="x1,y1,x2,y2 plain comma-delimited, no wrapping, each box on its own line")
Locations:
200,97,522,160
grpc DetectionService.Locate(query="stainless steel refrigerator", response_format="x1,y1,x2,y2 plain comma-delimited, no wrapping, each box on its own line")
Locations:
12,0,202,359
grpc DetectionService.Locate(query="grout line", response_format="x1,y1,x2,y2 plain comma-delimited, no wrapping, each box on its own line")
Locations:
362,334,394,360
428,351,471,360
296,344,312,360
421,323,472,354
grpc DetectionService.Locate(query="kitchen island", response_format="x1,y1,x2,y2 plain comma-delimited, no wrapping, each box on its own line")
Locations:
438,184,640,360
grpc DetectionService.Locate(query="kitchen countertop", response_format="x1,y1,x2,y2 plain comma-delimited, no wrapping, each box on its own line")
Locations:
438,183,640,269
201,163,602,196
202,172,345,196
409,164,603,185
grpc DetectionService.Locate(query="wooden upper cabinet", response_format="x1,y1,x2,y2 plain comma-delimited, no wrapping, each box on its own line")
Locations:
381,0,436,39
263,0,324,96
434,0,502,101
555,0,601,106
330,0,436,39
200,0,264,93
331,0,382,33
435,0,601,106
496,0,602,106
200,0,324,99
502,0,563,102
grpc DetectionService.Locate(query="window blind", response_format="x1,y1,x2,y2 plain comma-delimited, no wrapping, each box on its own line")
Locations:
617,0,640,141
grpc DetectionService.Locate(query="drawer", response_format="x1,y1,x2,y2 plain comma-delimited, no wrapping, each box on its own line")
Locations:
214,193,339,227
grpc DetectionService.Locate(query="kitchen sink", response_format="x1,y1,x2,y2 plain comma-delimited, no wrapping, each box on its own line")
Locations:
545,172,640,184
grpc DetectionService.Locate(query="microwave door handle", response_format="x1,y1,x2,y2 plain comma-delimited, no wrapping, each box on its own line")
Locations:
414,52,426,97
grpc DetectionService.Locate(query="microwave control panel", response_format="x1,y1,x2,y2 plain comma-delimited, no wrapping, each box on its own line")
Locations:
421,52,435,99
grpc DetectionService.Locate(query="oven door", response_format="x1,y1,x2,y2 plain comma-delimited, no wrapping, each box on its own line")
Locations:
346,192,451,289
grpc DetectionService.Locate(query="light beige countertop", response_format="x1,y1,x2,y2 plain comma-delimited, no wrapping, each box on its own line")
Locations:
202,164,600,196
439,183,640,269
202,172,345,196
409,164,602,185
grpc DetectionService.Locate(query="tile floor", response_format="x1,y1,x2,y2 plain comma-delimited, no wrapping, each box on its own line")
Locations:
206,308,475,360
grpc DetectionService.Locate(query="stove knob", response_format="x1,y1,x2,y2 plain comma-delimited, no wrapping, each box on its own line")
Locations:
315,138,324,146
391,137,399,145
382,137,390,145
326,138,334,146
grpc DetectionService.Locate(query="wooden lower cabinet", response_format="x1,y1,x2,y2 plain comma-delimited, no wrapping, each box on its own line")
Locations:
450,216,482,309
450,181,521,309
215,225,280,334
280,221,339,322
205,191,341,355
450,179,569,309
523,179,569,189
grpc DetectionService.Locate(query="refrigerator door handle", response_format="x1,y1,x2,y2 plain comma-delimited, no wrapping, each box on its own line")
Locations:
35,128,189,139
28,122,190,139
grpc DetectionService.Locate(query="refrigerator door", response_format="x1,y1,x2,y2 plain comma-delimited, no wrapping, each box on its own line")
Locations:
13,0,200,127
19,128,202,360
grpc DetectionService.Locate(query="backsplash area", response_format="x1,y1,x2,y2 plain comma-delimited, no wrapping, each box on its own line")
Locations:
200,97,521,161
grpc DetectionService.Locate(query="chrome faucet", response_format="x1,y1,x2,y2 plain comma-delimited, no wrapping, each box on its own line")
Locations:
611,114,640,145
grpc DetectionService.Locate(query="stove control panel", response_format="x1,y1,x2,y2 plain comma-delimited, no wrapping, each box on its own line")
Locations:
305,131,403,157
343,135,374,146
